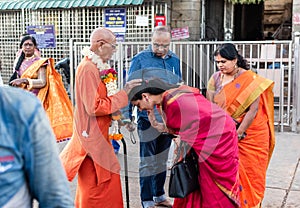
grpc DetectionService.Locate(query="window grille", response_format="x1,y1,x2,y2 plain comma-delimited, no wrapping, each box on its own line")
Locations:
0,2,167,83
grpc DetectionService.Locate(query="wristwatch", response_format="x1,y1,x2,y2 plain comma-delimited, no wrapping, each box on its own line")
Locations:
238,132,247,140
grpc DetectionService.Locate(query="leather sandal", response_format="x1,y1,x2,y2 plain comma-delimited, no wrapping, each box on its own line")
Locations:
155,199,173,207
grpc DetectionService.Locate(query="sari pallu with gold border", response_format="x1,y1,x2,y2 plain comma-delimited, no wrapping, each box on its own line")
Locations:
213,70,275,208
162,86,240,208
21,58,73,142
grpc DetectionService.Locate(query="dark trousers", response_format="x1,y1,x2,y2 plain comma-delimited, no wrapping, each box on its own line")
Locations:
137,119,172,203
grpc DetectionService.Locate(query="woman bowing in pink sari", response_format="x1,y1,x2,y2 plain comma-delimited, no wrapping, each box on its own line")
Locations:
128,78,240,208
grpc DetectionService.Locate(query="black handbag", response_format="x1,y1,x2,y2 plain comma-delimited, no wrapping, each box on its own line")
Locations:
168,141,200,198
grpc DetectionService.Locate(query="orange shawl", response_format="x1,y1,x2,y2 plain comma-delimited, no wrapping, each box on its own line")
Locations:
21,58,73,142
212,70,275,207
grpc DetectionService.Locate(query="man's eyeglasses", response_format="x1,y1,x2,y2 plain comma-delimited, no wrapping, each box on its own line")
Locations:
152,43,170,49
97,39,117,49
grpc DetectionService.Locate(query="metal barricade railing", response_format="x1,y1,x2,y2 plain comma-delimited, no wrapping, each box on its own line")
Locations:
70,40,294,131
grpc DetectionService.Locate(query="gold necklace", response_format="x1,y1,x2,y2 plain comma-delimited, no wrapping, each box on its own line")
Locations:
221,68,240,84
25,54,35,60
233,68,240,79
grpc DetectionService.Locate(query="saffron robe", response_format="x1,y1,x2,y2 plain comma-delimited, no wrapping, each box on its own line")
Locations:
60,57,128,208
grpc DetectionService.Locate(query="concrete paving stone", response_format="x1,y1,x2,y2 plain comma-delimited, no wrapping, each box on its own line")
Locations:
117,150,140,179
291,160,300,191
262,188,285,208
262,132,300,208
265,133,300,189
285,191,300,208
266,167,297,190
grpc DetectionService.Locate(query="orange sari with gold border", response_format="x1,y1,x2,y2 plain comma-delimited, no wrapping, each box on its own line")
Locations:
21,58,73,142
210,70,275,207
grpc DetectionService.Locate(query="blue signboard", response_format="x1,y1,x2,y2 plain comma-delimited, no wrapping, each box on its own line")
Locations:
105,8,126,42
27,25,56,48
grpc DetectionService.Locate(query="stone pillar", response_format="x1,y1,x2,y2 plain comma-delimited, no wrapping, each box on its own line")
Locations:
170,0,201,40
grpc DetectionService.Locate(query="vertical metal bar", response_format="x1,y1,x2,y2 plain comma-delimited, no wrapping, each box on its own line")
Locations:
164,2,167,24
286,42,292,127
151,0,155,31
120,138,130,208
199,43,203,87
118,42,123,88
22,9,25,32
292,32,300,132
186,43,190,86
83,8,86,40
69,39,75,105
280,64,284,132
193,44,196,87
180,44,184,83
206,43,211,82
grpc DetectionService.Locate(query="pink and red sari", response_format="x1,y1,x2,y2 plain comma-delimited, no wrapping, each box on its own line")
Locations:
161,86,240,208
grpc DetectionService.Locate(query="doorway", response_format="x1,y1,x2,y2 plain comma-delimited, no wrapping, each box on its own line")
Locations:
234,2,264,40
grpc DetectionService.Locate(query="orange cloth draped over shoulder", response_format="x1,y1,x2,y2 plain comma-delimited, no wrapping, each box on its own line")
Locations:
21,58,73,142
60,57,128,208
213,70,275,208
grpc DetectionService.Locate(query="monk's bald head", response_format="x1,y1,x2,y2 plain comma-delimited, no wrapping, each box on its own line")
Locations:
90,27,115,52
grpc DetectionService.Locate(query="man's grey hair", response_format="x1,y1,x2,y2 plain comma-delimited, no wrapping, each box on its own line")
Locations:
152,26,171,36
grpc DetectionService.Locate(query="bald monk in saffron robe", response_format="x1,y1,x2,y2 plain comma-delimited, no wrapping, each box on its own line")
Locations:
60,27,141,208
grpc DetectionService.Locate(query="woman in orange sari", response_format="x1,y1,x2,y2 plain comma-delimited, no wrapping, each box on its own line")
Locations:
10,35,73,142
207,43,275,207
